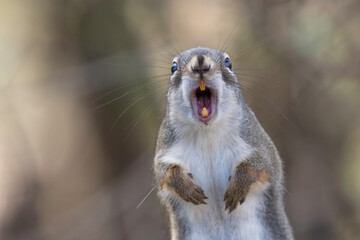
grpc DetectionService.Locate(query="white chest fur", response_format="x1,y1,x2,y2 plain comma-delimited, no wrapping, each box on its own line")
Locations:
160,126,270,240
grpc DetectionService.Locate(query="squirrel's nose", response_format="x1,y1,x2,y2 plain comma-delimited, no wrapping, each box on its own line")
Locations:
191,55,210,78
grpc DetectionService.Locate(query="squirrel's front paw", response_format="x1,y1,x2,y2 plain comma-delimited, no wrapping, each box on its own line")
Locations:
224,162,260,213
224,178,251,213
175,174,208,205
161,165,207,205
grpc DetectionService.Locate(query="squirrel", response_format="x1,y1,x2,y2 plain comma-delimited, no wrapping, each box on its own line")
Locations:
154,47,294,240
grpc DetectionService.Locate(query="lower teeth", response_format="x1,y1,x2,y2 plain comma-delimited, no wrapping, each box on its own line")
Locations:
202,107,208,118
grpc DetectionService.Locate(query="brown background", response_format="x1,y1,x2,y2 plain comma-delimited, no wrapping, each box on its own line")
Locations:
1,0,360,239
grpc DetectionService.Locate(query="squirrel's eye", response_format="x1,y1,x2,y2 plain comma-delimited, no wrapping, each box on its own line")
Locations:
224,58,232,70
171,62,178,74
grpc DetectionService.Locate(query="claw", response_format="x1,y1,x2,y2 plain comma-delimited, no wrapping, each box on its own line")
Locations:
229,201,238,213
199,199,207,204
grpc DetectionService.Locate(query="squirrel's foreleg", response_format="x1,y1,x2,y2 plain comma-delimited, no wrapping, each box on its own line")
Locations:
224,154,269,213
157,163,208,205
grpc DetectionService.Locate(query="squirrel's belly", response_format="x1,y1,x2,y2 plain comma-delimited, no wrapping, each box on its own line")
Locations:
179,186,268,240
180,189,268,240
164,135,269,239
179,154,269,240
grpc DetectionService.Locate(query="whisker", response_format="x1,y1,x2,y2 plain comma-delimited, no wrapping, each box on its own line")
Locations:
99,61,170,70
240,86,287,133
90,79,168,111
220,22,241,53
122,106,154,142
110,96,147,131
91,82,135,105
235,72,301,125
109,82,169,131
216,29,222,50
122,91,166,142
161,35,181,57
230,81,299,130
90,75,169,106
142,31,177,59
168,42,181,57
231,35,276,61
136,186,156,209
159,50,175,59
236,78,272,94
174,39,184,55
148,58,172,66
234,72,271,81
232,67,262,72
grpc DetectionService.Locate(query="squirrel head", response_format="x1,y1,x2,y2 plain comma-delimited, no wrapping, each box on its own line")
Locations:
167,47,242,127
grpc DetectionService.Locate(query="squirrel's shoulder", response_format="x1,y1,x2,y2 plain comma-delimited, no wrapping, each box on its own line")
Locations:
155,116,176,153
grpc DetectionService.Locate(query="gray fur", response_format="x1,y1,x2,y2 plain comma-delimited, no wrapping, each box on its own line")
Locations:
154,47,294,240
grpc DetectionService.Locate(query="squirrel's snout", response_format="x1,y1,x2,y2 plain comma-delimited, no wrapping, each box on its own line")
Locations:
190,55,211,78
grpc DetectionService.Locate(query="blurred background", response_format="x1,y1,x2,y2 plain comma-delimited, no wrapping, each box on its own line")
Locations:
1,0,360,239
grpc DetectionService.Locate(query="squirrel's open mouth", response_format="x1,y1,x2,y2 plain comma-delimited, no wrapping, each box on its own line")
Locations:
191,86,217,123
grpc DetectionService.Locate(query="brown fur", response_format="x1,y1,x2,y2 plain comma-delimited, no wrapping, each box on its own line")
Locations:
160,164,208,205
224,161,269,213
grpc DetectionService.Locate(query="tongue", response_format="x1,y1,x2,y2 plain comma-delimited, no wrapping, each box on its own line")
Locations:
197,95,211,117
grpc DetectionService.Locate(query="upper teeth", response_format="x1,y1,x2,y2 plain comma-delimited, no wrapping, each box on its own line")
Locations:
200,80,205,91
